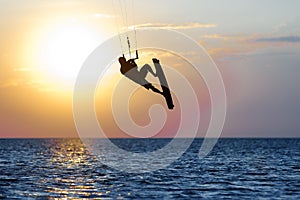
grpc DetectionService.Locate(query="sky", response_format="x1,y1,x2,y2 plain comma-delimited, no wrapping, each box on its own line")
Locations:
1,0,300,138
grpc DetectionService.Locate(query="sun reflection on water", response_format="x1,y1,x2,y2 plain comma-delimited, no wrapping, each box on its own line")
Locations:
42,139,114,198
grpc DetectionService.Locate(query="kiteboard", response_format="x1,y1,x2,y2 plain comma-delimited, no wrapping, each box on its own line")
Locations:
152,58,174,110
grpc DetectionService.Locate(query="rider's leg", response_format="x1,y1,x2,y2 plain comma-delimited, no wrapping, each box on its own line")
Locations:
140,64,157,78
143,83,163,95
150,86,163,95
149,85,163,95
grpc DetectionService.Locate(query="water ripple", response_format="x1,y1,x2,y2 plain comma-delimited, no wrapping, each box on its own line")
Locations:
0,138,299,199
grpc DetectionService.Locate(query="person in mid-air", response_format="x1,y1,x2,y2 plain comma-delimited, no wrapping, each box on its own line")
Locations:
119,56,162,94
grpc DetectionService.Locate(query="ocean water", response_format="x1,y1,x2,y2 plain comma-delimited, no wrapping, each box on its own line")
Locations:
0,138,299,199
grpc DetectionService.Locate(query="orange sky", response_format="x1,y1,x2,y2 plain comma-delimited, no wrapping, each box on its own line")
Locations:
0,1,213,138
1,1,300,138
0,2,113,138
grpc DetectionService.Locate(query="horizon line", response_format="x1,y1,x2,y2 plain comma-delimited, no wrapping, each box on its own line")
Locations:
1,137,300,139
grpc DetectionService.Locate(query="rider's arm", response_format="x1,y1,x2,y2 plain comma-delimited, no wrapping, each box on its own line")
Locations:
128,58,136,62
128,59,137,66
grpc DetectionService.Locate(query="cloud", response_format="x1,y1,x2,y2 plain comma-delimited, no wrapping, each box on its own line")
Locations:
202,34,231,40
202,34,262,42
0,79,20,88
13,68,32,72
0,78,41,89
0,80,59,94
92,13,113,19
200,34,266,59
129,22,217,30
256,36,300,43
271,17,300,35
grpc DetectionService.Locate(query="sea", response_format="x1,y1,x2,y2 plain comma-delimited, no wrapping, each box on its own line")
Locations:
0,138,299,199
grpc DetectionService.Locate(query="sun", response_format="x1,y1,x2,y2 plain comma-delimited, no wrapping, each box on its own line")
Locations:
36,21,103,88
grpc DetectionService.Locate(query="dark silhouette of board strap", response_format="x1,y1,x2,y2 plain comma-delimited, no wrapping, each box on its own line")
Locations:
152,58,174,110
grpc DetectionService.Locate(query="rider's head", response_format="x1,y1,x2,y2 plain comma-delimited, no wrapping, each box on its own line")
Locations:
118,57,126,64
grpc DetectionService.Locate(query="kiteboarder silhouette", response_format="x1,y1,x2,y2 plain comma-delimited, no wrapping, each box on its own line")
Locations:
119,56,162,94
119,56,174,110
113,0,174,109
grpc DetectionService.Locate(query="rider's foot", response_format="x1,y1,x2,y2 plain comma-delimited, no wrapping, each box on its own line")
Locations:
152,58,159,63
